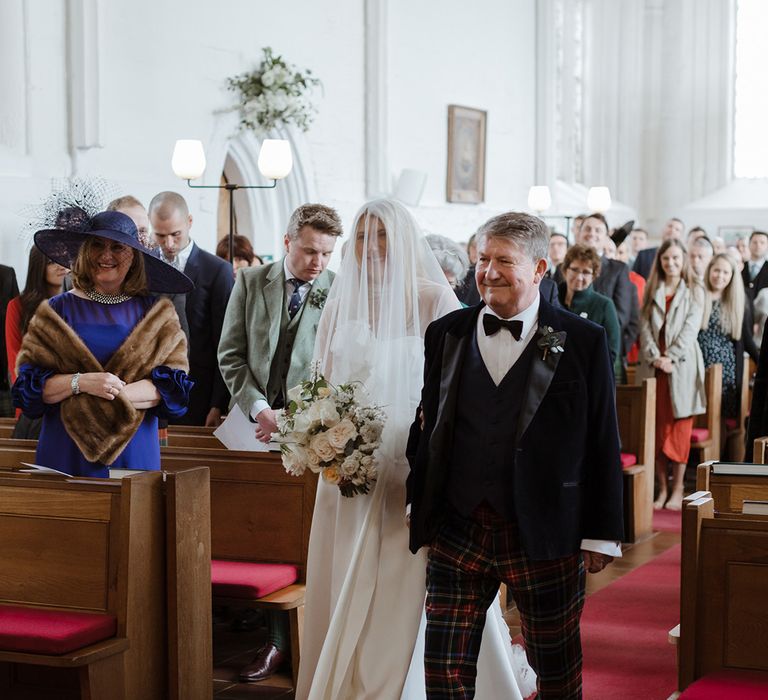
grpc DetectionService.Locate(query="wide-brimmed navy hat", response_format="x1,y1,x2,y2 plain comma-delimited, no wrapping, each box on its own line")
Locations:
34,210,194,294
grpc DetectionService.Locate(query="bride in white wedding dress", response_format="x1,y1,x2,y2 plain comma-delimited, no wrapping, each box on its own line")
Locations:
296,199,535,700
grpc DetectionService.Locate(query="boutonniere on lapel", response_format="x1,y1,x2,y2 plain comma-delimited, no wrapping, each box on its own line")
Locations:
309,287,328,310
536,325,566,362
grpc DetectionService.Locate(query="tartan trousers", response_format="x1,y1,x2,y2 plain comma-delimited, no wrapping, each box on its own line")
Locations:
425,503,586,700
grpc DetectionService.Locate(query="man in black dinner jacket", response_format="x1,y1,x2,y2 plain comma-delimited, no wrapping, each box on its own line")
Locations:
407,211,623,700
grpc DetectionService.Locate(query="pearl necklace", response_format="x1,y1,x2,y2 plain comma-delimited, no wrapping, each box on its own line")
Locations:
84,288,132,305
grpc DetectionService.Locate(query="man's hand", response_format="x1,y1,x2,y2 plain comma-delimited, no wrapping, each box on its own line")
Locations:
255,408,278,443
582,550,614,574
205,407,223,427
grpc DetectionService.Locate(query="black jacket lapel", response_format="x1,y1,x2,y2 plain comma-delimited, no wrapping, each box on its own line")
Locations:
516,299,567,441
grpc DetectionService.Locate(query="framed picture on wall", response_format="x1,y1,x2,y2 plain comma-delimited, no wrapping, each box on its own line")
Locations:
446,105,487,204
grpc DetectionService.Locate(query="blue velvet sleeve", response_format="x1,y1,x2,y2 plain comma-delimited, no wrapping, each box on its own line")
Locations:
151,365,194,419
12,364,56,418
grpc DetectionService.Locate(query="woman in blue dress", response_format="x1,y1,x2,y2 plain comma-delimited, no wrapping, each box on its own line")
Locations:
13,210,194,477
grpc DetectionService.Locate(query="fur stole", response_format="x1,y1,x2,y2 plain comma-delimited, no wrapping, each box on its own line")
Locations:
17,297,188,465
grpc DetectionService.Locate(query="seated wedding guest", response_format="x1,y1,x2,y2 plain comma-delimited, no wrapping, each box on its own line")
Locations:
727,246,745,273
686,226,707,246
637,239,705,511
629,227,649,267
698,253,747,423
5,246,68,438
108,195,189,343
688,236,714,281
558,244,621,374
455,233,480,305
216,234,259,278
0,263,19,418
712,235,726,254
12,211,193,477
149,191,233,427
577,213,638,380
736,235,750,263
107,195,151,247
546,231,568,279
742,230,768,302
572,213,587,239
425,233,469,292
633,217,685,279
611,228,645,364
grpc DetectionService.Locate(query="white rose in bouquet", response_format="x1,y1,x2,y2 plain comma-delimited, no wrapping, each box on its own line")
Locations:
293,409,313,434
326,419,358,450
282,446,306,476
310,432,338,463
305,446,322,472
360,420,383,445
307,397,340,427
340,454,360,477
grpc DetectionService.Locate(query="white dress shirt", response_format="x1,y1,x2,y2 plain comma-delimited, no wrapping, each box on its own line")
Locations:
477,296,621,558
160,239,194,272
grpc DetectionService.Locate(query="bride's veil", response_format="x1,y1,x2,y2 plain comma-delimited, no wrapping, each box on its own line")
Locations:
314,198,460,483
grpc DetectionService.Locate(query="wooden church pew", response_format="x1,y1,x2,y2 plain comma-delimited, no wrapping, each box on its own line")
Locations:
0,471,166,700
690,363,722,464
616,378,656,542
160,446,316,687
723,353,750,462
696,460,768,514
678,493,768,695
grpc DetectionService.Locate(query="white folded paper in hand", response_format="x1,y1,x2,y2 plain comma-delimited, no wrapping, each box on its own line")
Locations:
214,404,279,452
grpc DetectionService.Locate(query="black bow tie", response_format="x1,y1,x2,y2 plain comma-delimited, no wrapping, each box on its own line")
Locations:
483,315,523,340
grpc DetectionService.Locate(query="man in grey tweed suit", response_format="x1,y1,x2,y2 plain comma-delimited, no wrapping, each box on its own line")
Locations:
217,202,343,681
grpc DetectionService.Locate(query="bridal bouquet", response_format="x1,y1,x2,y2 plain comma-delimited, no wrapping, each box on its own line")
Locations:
273,364,386,497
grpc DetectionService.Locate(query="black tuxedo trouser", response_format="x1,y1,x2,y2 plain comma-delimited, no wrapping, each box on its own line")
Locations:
425,504,585,700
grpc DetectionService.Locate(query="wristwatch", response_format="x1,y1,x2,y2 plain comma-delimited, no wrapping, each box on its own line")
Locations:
71,372,82,396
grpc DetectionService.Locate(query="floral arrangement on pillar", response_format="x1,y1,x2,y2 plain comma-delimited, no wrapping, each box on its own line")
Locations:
227,47,321,135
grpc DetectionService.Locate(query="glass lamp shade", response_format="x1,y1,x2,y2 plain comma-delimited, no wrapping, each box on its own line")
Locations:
171,140,206,180
587,186,612,213
258,139,293,179
527,185,552,213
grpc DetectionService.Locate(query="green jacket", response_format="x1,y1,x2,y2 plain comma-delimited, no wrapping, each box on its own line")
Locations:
559,283,622,375
217,260,335,416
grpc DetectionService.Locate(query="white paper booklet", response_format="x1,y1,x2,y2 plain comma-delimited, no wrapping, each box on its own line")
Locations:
213,404,278,452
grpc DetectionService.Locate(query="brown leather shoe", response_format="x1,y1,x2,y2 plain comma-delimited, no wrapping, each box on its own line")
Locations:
239,643,286,682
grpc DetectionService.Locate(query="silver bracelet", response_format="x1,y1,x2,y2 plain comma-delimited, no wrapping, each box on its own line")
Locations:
71,372,82,396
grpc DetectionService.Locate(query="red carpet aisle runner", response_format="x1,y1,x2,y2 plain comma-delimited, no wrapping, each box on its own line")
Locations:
652,508,682,533
581,544,680,699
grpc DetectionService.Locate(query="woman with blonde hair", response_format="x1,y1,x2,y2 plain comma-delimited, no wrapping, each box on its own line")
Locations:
637,239,706,511
698,253,747,422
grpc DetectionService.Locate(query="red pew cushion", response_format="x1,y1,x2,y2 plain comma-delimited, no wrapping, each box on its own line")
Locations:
0,604,116,655
680,670,768,699
690,428,710,443
211,559,298,599
620,453,637,469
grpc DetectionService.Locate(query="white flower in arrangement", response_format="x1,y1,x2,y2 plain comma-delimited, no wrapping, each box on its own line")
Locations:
359,420,383,445
309,432,338,463
307,397,340,426
227,47,321,135
287,384,305,405
326,419,358,450
292,409,313,434
317,386,332,399
340,454,360,477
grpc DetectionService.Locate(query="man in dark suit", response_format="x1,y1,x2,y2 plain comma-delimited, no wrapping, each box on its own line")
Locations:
632,217,685,280
407,212,623,699
578,213,637,373
149,192,234,426
0,264,19,416
741,230,768,302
